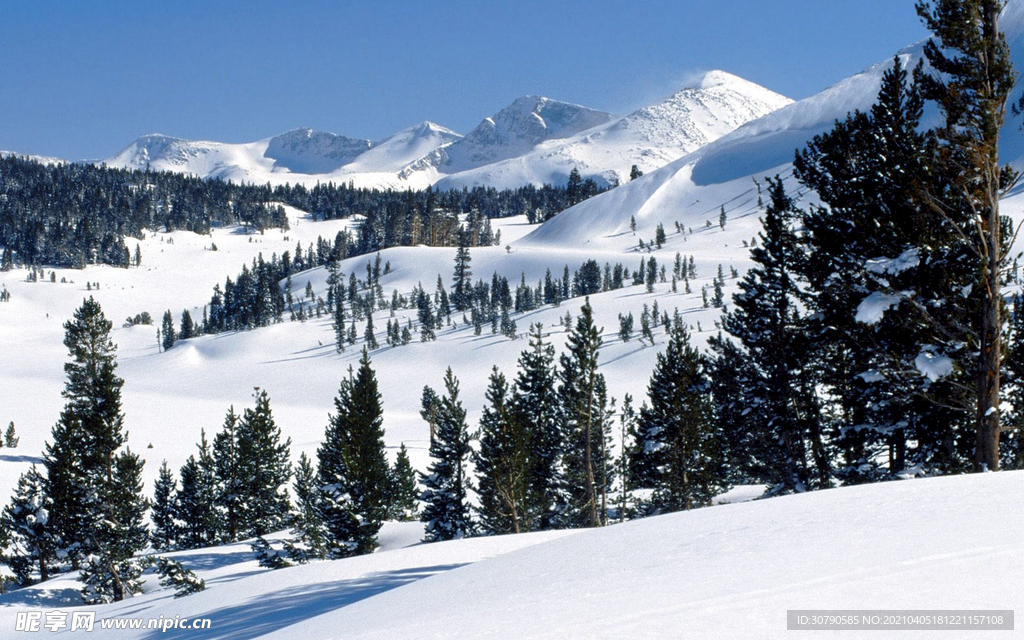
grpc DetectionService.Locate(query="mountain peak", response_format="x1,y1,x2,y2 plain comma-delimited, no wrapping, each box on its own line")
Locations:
439,95,616,172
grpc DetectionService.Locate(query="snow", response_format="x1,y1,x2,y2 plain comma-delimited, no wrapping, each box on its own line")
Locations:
865,248,920,276
854,292,902,325
2,472,1021,640
914,346,955,382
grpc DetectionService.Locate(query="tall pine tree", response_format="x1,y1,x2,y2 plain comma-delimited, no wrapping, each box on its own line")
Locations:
317,349,391,557
421,368,474,542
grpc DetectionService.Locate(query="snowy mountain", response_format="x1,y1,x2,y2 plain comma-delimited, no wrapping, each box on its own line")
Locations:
103,123,461,188
100,76,788,191
435,70,792,189
428,95,616,174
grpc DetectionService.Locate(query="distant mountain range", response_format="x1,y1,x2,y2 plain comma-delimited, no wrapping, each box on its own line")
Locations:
97,70,790,191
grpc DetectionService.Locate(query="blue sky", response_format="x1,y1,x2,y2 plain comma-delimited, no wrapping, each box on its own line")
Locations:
0,1,928,160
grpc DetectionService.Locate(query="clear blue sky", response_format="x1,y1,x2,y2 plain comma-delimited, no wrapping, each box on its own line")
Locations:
0,0,929,161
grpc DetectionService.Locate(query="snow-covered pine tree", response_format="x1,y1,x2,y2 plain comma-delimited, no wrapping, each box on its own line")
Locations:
1,466,56,585
452,227,472,312
511,323,563,531
795,57,970,479
42,298,149,601
234,389,292,538
4,422,17,448
421,368,474,542
633,317,726,513
915,0,1016,472
317,349,390,557
473,367,530,535
80,448,149,604
151,461,178,551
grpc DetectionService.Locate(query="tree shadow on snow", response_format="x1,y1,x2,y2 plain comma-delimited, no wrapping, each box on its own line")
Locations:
145,563,467,640
0,454,44,464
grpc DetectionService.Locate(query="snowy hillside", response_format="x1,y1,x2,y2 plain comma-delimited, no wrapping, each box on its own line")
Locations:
435,71,792,190
2,470,1019,639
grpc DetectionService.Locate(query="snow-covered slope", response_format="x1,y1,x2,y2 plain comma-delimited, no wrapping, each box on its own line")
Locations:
436,71,792,189
3,471,1019,640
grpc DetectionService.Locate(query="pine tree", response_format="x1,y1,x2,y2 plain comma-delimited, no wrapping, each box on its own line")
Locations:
233,389,292,538
42,297,148,601
511,324,563,531
317,349,391,557
4,422,17,448
714,180,828,493
286,453,326,562
915,0,1016,472
795,56,970,479
81,448,149,604
212,408,243,541
421,368,474,542
633,318,726,513
179,309,196,340
175,432,220,550
473,367,530,534
161,310,176,350
558,299,614,528
151,461,178,551
387,444,419,521
452,227,472,312
1,466,56,585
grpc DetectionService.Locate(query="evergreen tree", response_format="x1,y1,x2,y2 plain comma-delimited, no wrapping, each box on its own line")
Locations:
473,367,530,534
212,408,243,541
915,0,1016,472
175,432,220,550
387,444,419,521
795,57,967,480
161,310,176,350
317,349,390,557
558,299,614,527
81,449,149,604
151,461,178,551
421,368,474,542
1,466,56,585
179,309,196,340
452,227,473,312
714,179,828,493
633,318,726,513
511,324,563,531
233,389,292,538
286,453,326,562
4,422,17,448
42,297,148,601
